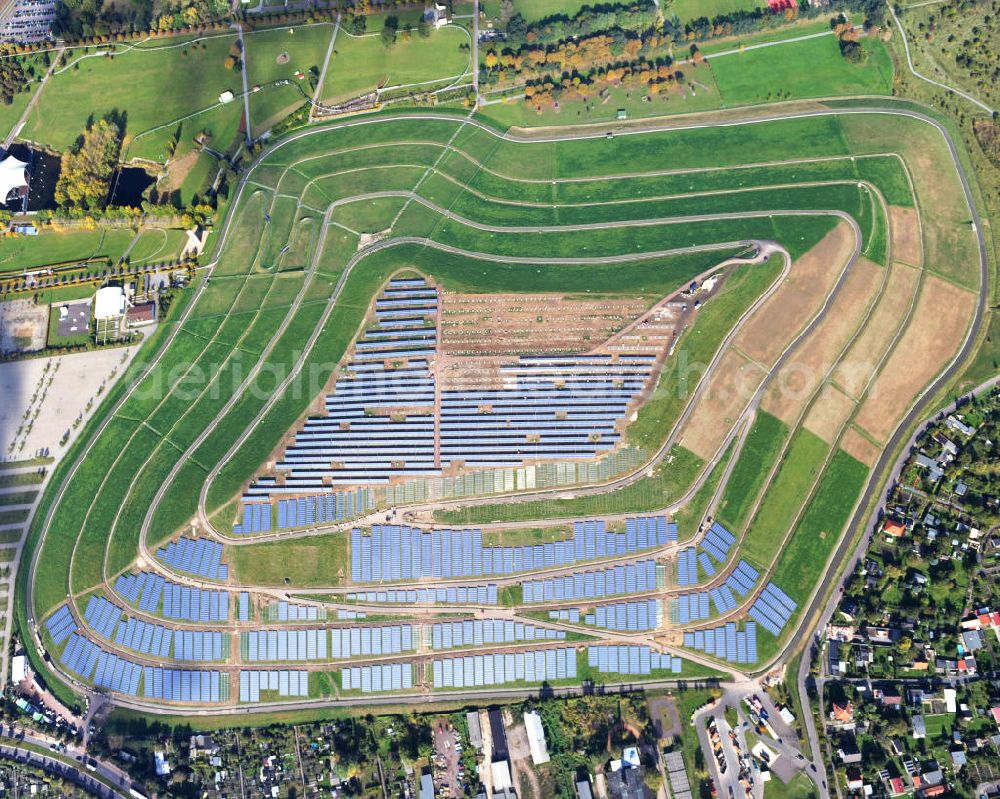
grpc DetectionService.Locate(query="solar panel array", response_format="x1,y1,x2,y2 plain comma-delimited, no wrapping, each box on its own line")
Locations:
701,522,736,564
337,609,367,620
83,596,122,639
241,276,658,499
254,279,440,491
263,601,326,623
143,668,227,703
156,537,227,580
582,600,662,631
232,487,378,536
725,560,760,597
239,670,309,702
232,501,272,535
749,582,797,636
173,630,227,661
430,620,564,650
341,663,414,693
93,652,143,696
346,585,498,605
709,584,739,615
676,547,700,586
587,645,683,675
351,517,669,583
242,629,331,662
238,592,251,622
330,625,414,659
59,633,101,680
671,592,711,624
113,617,172,658
431,647,577,688
114,572,230,622
522,560,657,604
549,609,581,623
684,621,758,664
439,355,652,466
45,604,77,645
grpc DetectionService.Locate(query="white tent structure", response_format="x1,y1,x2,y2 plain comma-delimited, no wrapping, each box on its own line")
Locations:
0,155,28,204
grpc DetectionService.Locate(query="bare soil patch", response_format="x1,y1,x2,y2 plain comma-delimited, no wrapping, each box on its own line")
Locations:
840,426,880,467
0,299,47,355
162,149,202,194
734,222,855,367
888,206,923,267
440,292,647,356
679,349,766,460
855,274,976,442
834,262,921,399
803,384,856,444
762,256,883,424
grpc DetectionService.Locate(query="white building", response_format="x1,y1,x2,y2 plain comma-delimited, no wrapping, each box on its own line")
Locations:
94,286,125,320
11,654,30,684
524,711,550,765
0,154,28,204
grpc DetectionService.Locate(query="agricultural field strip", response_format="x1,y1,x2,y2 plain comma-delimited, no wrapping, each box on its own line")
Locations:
25,108,984,712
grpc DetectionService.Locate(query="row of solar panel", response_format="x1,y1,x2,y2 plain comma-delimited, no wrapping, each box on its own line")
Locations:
430,620,564,650
676,547,700,587
45,605,77,645
684,621,758,664
337,609,366,620
587,646,683,675
709,585,738,615
345,585,498,605
582,600,662,632
235,502,272,535
549,609,581,623
431,647,577,689
330,625,414,659
239,670,309,702
83,595,121,639
114,572,230,623
242,629,331,662
725,560,760,598
749,582,797,636
113,616,172,659
521,560,658,604
701,522,736,564
238,592,251,622
672,592,711,625
156,537,227,581
263,601,325,622
341,663,414,694
351,518,670,583
143,668,227,703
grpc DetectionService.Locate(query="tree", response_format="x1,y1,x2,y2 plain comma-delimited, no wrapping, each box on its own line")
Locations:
349,14,366,35
54,119,123,210
380,15,399,47
499,0,514,27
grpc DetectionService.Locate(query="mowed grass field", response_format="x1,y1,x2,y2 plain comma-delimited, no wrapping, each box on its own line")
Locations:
480,31,891,128
709,35,893,105
244,24,335,135
21,33,243,161
480,0,588,22
0,228,136,273
671,0,763,21
318,24,470,104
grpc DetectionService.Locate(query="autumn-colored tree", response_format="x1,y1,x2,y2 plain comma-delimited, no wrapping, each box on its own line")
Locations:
54,120,123,211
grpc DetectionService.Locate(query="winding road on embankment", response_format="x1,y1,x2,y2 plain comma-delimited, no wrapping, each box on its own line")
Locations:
20,103,989,742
